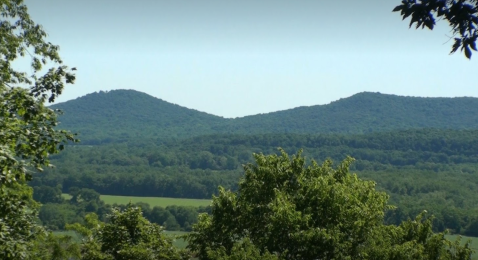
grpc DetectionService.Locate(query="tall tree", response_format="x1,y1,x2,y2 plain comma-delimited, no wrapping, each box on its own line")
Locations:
187,150,473,259
0,0,76,258
67,204,189,260
393,0,478,59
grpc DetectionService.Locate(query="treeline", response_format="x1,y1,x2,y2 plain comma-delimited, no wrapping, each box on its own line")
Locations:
33,129,478,197
50,129,478,170
34,186,210,232
31,129,478,235
53,90,478,143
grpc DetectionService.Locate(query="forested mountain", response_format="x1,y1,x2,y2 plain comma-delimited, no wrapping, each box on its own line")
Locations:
225,92,478,134
52,89,478,143
44,90,478,236
51,89,225,142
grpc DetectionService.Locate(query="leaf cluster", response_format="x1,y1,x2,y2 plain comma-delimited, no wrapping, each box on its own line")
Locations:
0,0,76,258
67,204,189,260
394,0,478,59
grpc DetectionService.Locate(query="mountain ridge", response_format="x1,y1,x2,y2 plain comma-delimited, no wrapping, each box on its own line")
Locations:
51,89,478,142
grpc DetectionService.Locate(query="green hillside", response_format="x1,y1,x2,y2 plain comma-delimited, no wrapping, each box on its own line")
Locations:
225,92,478,134
51,89,226,143
42,90,478,237
52,90,478,143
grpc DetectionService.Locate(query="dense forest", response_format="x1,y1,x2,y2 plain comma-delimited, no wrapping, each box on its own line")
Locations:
33,128,478,236
32,89,478,250
39,90,478,236
51,89,478,143
4,0,478,258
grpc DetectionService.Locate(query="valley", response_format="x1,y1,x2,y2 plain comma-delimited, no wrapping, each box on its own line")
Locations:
33,89,478,238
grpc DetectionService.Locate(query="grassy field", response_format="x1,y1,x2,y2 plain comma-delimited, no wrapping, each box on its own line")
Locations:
446,235,478,260
52,230,82,243
53,230,189,249
50,231,478,258
62,194,211,207
164,231,189,249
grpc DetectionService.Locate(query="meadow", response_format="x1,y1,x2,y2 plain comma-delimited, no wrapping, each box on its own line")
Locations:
62,194,211,207
164,231,189,249
446,235,478,260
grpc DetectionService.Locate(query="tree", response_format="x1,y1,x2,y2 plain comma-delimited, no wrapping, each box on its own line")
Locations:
32,185,63,204
393,0,478,59
0,0,76,258
67,204,189,260
186,149,473,260
30,232,81,260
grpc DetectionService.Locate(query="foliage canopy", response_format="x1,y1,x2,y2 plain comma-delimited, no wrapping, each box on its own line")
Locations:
67,204,188,260
0,0,76,258
187,150,473,259
394,0,478,59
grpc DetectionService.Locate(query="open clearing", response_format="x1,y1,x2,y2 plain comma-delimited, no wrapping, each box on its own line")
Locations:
164,231,188,249
62,194,211,207
446,235,478,259
101,195,211,207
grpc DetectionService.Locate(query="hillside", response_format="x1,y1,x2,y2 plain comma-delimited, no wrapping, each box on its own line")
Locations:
52,90,478,142
51,89,226,142
224,92,478,134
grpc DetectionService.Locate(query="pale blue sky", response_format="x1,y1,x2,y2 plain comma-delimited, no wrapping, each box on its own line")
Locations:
25,0,477,118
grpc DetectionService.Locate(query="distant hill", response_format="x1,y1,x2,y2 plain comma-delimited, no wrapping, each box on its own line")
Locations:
224,92,478,134
51,89,226,142
52,90,478,142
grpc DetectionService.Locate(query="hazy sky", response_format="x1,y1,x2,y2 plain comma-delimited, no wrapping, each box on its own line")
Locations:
24,0,477,118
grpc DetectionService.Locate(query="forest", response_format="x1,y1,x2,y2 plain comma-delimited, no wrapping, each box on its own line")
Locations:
51,89,478,143
32,128,478,237
3,0,478,258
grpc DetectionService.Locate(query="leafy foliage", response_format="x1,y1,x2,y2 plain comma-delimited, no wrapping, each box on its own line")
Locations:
51,89,225,142
187,150,473,259
394,0,478,59
32,129,478,234
0,0,76,258
67,204,189,260
30,232,81,260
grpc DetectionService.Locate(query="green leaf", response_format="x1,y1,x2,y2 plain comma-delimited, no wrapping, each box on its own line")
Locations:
392,5,404,12
464,45,472,59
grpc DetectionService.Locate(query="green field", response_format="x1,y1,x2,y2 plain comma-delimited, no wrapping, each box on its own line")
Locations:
52,230,82,243
446,235,478,260
51,231,478,258
164,231,189,249
53,230,189,249
62,194,211,208
101,195,211,207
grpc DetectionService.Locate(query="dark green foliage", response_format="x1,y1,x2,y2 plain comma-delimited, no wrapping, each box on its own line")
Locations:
37,187,111,230
32,129,478,234
206,238,279,260
37,188,210,232
0,0,76,258
52,90,478,143
187,150,472,259
111,202,210,232
67,204,189,260
51,89,225,142
394,0,478,59
39,203,84,231
33,185,64,204
31,232,81,260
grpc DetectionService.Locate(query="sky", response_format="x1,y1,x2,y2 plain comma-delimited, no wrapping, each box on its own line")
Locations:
23,0,477,118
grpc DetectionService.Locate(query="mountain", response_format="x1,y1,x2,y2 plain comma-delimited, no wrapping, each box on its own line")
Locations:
51,90,478,142
224,92,478,134
51,89,226,142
